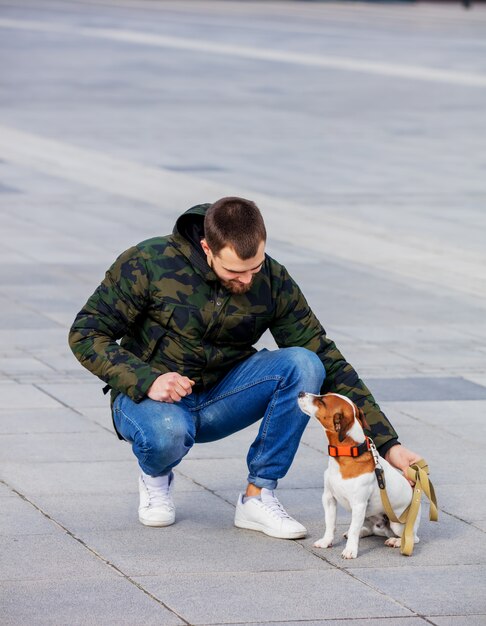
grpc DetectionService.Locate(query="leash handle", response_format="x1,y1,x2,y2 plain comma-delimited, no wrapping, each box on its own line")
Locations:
372,456,438,556
400,459,438,556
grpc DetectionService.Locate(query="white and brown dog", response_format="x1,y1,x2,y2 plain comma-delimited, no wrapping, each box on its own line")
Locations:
298,391,419,559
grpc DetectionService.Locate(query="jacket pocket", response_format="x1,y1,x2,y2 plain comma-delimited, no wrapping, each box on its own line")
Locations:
141,322,170,362
217,313,272,346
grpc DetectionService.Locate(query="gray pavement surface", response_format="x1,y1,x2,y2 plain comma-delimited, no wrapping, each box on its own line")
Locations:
1,0,486,624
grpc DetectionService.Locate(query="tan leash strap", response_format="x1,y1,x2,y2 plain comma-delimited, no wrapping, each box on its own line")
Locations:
374,455,438,556
405,460,439,523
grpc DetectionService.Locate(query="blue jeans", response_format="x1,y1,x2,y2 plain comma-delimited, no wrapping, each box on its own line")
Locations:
112,347,325,489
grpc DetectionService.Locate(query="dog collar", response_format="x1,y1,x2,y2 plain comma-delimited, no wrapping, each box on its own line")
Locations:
328,438,371,458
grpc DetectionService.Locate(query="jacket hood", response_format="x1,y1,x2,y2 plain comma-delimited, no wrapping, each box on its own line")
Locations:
172,203,216,280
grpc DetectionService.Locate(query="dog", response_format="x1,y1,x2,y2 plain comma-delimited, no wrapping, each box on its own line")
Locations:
298,391,419,559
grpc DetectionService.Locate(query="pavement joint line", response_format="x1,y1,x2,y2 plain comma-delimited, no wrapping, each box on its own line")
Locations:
296,541,431,623
174,467,237,508
0,478,193,625
31,382,85,414
1,17,486,87
30,384,116,436
439,507,486,533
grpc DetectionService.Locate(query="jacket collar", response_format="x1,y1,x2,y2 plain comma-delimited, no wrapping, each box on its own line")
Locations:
172,203,218,282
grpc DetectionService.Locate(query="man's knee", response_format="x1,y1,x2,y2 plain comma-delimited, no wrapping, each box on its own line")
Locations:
147,415,194,458
282,347,325,384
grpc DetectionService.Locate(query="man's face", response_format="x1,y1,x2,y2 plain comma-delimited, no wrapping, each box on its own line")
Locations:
201,240,265,294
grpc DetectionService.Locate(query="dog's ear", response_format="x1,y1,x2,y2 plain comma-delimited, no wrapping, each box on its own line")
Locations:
333,411,353,442
357,407,370,431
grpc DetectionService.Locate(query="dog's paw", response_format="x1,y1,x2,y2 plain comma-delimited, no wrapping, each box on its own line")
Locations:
341,546,358,559
385,537,401,549
314,536,333,549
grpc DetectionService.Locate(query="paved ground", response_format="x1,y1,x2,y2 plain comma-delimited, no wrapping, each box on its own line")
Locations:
1,0,486,624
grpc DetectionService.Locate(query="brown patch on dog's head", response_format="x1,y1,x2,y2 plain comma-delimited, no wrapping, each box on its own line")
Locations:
304,393,357,443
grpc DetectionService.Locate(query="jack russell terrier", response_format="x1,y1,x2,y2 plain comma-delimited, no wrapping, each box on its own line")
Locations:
298,391,420,559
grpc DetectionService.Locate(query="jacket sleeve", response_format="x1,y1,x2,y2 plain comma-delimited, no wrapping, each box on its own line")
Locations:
68,246,161,402
269,264,399,452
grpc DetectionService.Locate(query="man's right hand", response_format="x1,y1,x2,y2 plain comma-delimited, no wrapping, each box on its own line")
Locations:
147,373,195,403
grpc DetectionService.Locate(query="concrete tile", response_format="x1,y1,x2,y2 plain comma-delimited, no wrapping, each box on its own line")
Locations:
30,492,141,534
0,407,99,434
133,570,413,624
0,577,185,625
365,377,486,402
439,484,486,522
0,328,67,350
387,400,486,446
0,460,203,498
0,493,58,536
179,442,325,491
36,382,109,409
352,565,486,615
0,431,131,463
0,533,115,582
0,383,63,409
0,356,55,375
79,407,116,432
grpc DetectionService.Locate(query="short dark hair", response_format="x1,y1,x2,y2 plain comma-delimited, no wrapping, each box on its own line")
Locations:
204,197,267,259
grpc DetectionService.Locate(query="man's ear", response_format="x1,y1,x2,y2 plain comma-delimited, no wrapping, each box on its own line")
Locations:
357,407,370,431
200,239,210,256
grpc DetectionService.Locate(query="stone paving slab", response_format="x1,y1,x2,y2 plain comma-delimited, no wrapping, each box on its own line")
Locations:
77,406,118,433
351,565,486,616
364,377,486,402
0,407,99,434
0,459,202,498
0,430,132,463
0,578,185,626
0,492,59,536
36,382,109,409
0,382,64,409
1,531,115,582
133,569,413,624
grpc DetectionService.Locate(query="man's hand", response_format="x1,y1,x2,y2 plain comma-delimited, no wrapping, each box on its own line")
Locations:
385,445,423,485
147,373,195,403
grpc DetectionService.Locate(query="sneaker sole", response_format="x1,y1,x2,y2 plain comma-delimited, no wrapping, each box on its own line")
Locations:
139,515,175,527
234,518,306,539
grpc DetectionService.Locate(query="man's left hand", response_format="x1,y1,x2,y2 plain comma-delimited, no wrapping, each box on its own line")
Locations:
385,445,423,485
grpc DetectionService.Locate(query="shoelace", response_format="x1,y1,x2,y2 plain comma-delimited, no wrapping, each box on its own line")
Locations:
259,495,292,520
145,482,174,510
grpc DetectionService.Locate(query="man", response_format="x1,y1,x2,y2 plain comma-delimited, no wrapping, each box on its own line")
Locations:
69,197,420,539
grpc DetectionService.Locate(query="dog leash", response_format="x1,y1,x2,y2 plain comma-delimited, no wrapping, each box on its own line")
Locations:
368,439,438,556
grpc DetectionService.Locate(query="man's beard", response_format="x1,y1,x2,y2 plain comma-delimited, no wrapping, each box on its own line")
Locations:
220,277,254,294
207,258,255,294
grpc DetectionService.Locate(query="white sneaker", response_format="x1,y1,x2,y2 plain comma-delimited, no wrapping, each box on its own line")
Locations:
234,488,307,539
138,472,175,527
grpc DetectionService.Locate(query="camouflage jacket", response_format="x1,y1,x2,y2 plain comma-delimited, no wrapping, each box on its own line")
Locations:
69,203,399,451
